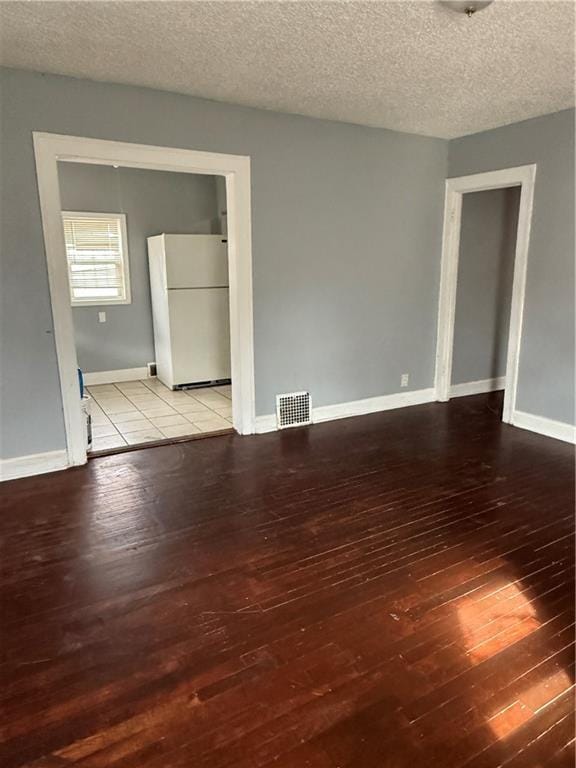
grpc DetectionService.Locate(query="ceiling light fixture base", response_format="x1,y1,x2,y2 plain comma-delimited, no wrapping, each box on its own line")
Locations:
441,0,494,17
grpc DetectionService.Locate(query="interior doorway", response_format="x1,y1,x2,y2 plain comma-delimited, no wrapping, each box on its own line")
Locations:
449,186,520,400
57,162,234,454
435,165,537,425
33,133,255,469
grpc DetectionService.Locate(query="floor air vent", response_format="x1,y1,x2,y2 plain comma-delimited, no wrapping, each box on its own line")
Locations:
276,391,312,429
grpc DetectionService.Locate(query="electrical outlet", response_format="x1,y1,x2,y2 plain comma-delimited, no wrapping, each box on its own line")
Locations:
98,311,106,323
401,373,409,388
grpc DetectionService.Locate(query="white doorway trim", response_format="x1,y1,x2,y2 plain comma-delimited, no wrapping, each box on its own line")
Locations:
434,164,537,424
33,132,256,468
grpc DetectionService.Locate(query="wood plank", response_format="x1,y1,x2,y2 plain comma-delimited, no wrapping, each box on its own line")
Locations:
0,392,573,767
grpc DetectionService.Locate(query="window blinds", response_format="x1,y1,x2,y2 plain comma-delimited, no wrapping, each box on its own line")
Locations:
62,214,128,304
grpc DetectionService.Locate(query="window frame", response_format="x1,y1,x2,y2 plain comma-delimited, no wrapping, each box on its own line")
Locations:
61,210,132,307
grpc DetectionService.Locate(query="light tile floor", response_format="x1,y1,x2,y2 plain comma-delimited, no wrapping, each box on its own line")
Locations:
88,379,233,452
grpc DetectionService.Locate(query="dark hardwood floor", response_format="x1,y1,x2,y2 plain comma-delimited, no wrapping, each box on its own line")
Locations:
1,392,574,767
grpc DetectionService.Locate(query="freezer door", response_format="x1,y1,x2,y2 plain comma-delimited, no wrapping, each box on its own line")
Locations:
168,288,231,385
164,235,228,289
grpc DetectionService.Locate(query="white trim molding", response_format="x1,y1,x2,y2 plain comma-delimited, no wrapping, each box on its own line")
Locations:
314,388,436,423
0,450,69,482
449,377,505,398
511,411,576,444
83,367,150,386
255,414,277,434
33,132,256,470
435,164,537,426
255,388,436,433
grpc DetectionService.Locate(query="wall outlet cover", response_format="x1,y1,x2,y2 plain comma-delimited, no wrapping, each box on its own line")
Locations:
401,373,409,387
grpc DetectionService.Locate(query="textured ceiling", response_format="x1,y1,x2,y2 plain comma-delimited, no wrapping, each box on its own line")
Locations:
0,0,574,138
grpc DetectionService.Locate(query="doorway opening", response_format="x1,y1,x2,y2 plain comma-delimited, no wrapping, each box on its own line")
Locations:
58,162,233,454
435,165,537,425
450,186,520,401
34,134,255,469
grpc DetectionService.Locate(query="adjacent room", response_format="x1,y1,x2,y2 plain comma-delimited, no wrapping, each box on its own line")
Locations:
58,161,233,452
450,187,520,401
0,1,574,767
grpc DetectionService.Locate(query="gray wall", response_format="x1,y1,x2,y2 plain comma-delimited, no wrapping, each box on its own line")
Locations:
449,109,575,425
58,162,220,373
0,68,447,459
452,187,520,385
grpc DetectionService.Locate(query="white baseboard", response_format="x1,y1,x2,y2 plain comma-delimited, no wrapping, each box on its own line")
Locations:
83,367,149,386
314,388,437,423
255,414,278,434
450,377,505,398
255,388,436,434
0,449,69,482
511,410,576,444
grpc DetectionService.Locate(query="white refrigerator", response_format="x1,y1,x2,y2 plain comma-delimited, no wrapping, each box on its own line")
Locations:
147,234,231,389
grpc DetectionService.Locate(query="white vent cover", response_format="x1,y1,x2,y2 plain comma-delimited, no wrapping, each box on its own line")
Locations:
276,391,312,429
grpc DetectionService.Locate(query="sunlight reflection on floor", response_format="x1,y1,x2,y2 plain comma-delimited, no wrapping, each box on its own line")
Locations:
458,582,539,665
488,670,573,739
458,580,573,741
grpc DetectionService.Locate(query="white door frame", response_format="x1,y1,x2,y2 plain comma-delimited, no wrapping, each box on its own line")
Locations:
33,132,256,468
434,164,537,423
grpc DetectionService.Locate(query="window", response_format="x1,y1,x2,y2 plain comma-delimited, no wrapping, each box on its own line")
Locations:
62,212,131,306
